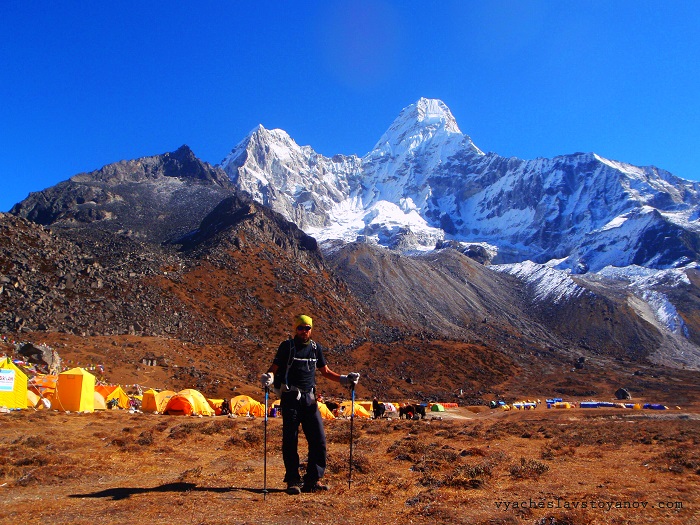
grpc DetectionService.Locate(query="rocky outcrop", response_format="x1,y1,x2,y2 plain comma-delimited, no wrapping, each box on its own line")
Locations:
11,146,236,244
0,212,194,338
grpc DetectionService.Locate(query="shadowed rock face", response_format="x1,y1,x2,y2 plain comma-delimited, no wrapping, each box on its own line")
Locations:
16,342,62,374
11,145,237,244
0,201,361,348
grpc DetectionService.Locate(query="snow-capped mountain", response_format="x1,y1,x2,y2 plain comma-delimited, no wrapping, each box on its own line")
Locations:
221,97,700,273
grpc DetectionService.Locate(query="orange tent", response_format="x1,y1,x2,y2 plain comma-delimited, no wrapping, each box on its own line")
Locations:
163,389,214,416
26,389,41,408
317,402,335,420
54,367,95,412
338,401,371,418
28,374,57,397
142,389,176,413
206,398,225,415
230,395,265,417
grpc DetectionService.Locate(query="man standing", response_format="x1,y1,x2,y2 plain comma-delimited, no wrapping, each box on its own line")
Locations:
261,314,360,495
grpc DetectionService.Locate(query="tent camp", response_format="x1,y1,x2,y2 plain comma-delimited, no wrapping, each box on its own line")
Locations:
53,367,96,412
0,357,28,409
163,389,215,416
230,395,265,417
141,389,176,413
95,385,130,409
338,401,371,418
430,403,445,412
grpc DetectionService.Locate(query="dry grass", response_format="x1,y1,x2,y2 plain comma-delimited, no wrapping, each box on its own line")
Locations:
1,407,698,525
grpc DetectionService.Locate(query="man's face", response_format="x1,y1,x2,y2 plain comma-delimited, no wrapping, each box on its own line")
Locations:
296,325,312,342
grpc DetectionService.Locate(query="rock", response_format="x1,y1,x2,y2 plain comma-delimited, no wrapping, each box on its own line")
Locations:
615,388,631,400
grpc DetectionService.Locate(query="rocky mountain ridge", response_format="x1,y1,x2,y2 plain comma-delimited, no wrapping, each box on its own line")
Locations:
11,145,236,244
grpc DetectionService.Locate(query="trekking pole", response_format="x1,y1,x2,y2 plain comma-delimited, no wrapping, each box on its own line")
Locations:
348,383,355,489
263,386,269,501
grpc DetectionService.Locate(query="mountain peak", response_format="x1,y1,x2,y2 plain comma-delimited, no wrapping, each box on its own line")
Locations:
368,98,482,160
412,98,461,133
389,98,462,136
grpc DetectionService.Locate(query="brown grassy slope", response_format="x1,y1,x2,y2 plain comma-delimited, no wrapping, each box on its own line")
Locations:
1,407,698,525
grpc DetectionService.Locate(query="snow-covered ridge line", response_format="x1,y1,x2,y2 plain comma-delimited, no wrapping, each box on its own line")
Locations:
497,260,696,337
599,264,695,336
492,260,587,304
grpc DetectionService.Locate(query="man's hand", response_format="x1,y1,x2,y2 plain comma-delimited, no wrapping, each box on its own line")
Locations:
340,372,360,387
260,372,274,389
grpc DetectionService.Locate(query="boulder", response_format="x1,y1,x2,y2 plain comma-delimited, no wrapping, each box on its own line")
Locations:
614,388,631,400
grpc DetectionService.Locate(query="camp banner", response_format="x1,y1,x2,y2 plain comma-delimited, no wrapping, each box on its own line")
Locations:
0,369,15,392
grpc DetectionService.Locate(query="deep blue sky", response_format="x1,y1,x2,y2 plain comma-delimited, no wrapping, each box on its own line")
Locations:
2,1,699,212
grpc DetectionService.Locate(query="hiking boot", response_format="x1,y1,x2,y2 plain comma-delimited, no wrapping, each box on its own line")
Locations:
301,481,329,493
286,482,303,495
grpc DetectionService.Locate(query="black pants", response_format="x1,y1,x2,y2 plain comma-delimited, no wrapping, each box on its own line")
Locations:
281,391,327,485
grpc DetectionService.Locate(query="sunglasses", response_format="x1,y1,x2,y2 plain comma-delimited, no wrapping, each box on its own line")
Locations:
296,326,312,332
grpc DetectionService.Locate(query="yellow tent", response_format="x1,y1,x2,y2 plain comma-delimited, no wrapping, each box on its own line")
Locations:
110,386,131,408
27,389,41,408
317,402,335,420
0,357,28,409
141,389,176,413
141,389,159,413
230,395,265,417
54,367,95,412
164,389,215,416
96,384,130,409
94,391,107,410
338,401,371,418
356,400,373,413
206,398,225,415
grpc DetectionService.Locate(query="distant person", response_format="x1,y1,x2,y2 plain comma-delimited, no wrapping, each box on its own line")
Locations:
372,397,385,419
260,314,360,495
220,398,231,416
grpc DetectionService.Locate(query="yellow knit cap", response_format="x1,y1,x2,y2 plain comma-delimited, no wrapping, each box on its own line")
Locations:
294,314,313,329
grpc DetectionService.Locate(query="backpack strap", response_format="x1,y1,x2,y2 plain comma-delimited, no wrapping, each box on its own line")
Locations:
283,339,318,389
284,337,295,388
